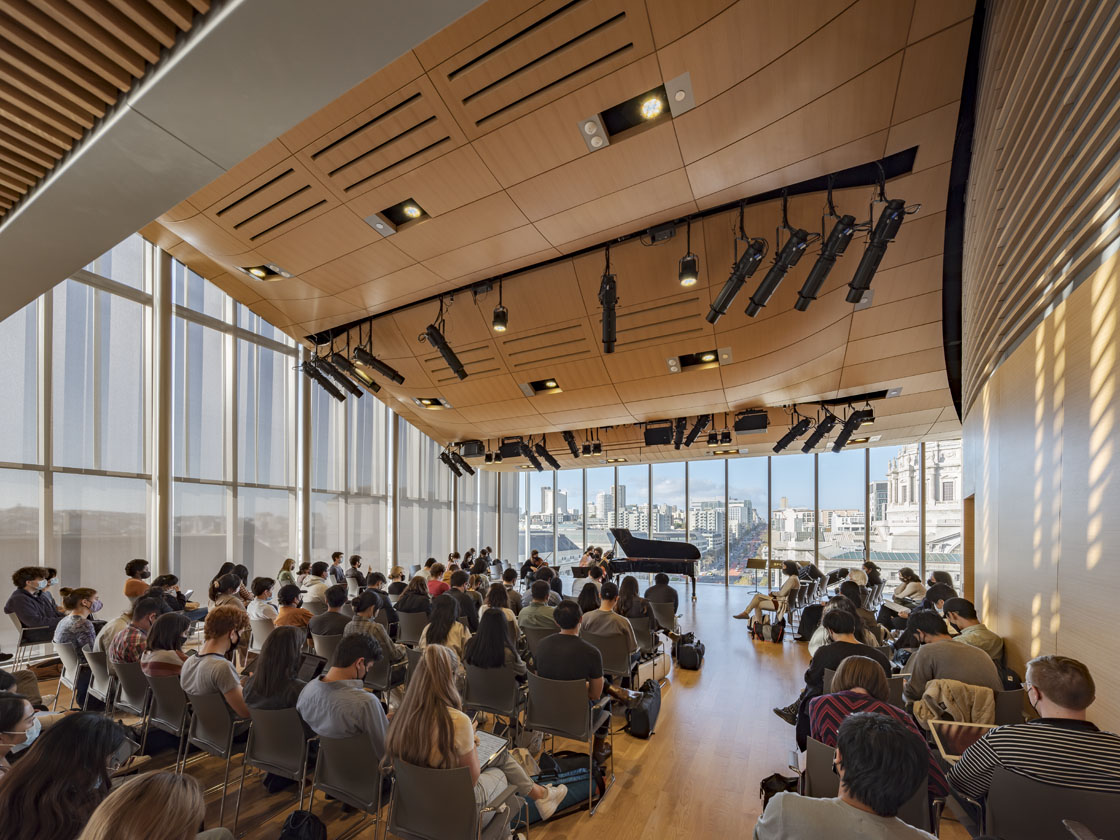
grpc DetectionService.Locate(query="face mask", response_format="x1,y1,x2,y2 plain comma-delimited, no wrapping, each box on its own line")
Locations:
49,578,59,587
6,716,42,754
89,599,103,614
36,580,47,590
226,632,240,660
140,570,150,579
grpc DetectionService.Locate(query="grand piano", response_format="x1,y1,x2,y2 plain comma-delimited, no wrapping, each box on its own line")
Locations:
609,528,701,600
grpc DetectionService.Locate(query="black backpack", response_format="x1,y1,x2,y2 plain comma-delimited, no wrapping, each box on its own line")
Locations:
677,638,705,670
279,810,327,840
625,679,662,738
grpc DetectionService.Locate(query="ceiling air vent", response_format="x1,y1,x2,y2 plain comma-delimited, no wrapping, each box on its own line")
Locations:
214,167,330,242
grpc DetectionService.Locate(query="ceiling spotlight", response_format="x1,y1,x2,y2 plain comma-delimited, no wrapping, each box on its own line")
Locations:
484,452,494,464
700,352,716,362
582,442,593,456
599,246,617,354
248,267,267,278
519,441,544,472
534,441,562,471
801,412,839,452
330,353,378,392
403,204,422,219
673,417,687,450
450,450,475,476
439,451,462,477
316,356,363,398
303,360,345,402
492,279,508,333
746,227,811,317
706,431,720,446
832,407,873,452
563,430,580,458
353,347,405,385
494,449,502,463
640,96,664,119
425,321,467,380
544,380,557,388
706,234,767,325
592,441,602,455
606,457,627,463
796,214,856,311
847,198,907,303
684,414,711,447
720,428,732,445
773,414,812,453
678,218,699,287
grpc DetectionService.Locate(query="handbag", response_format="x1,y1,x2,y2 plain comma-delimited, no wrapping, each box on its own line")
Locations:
758,773,798,807
278,810,327,840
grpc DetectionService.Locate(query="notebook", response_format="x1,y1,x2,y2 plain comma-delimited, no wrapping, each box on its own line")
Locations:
928,720,997,763
475,729,508,770
296,652,327,682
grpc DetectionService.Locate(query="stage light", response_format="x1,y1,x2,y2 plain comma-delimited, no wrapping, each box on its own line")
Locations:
706,237,767,324
519,441,544,472
534,442,561,471
494,449,503,463
582,443,593,456
746,228,810,317
773,416,812,453
450,450,475,476
485,452,494,464
831,408,874,452
796,214,856,311
330,353,379,392
492,279,508,332
439,451,462,477
563,430,581,458
720,428,732,445
707,431,720,446
679,218,699,287
425,322,467,380
353,347,405,384
847,198,906,303
599,247,617,353
684,414,711,447
316,356,363,398
801,412,838,453
592,441,602,455
303,360,345,402
673,417,687,450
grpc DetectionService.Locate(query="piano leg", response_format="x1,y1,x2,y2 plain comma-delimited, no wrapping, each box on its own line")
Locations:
689,572,697,601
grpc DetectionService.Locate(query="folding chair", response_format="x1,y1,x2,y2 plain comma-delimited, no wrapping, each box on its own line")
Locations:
7,613,48,669
249,618,275,654
145,674,193,773
397,611,429,647
311,633,343,663
309,735,388,840
82,649,116,713
522,626,558,659
464,664,526,743
389,758,526,840
112,660,153,749
185,691,248,825
648,601,679,634
234,707,317,834
53,642,88,711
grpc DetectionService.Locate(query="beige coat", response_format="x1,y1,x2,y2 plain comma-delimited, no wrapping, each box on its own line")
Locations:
913,678,996,729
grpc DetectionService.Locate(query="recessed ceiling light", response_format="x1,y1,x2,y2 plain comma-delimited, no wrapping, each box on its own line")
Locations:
248,267,266,278
413,397,451,409
676,349,721,370
380,198,428,226
521,378,562,396
241,264,291,281
640,97,664,119
700,352,716,362
673,90,686,102
606,457,627,463
403,205,421,219
713,449,738,456
544,380,557,388
583,121,599,135
590,135,604,148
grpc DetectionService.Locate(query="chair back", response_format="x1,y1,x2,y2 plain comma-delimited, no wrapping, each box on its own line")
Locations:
525,673,597,741
83,649,115,705
312,633,343,663
314,735,384,813
147,674,190,735
389,759,485,840
409,564,420,576
185,691,238,757
648,601,678,633
397,611,429,646
985,767,1120,840
582,630,633,680
373,608,391,630
627,616,659,656
404,646,421,683
249,618,275,653
347,578,361,598
805,737,930,829
994,687,1025,724
246,707,310,779
363,650,395,693
54,642,85,690
464,664,521,718
113,659,151,717
387,592,400,606
522,626,558,657
304,601,328,616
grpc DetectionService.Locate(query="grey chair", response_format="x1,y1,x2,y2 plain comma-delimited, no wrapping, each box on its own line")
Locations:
464,664,526,741
970,767,1120,840
311,633,343,663
522,626,558,659
185,691,247,825
389,757,525,840
397,611,429,647
373,608,391,630
409,564,421,576
82,649,116,713
404,646,422,684
648,601,678,634
347,578,362,598
387,592,401,606
994,687,1025,724
249,618,276,654
627,616,663,659
309,735,387,840
112,660,152,746
304,601,328,617
364,651,407,697
7,613,48,669
145,674,193,773
234,708,317,834
583,630,636,685
525,672,614,815
53,642,87,711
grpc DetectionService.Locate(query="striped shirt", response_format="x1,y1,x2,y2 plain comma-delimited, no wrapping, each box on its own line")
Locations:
949,718,1120,799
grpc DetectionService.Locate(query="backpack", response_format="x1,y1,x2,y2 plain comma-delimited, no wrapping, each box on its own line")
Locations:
751,616,785,643
523,750,607,824
677,638,705,670
625,678,662,738
278,810,327,840
758,772,799,807
795,603,823,641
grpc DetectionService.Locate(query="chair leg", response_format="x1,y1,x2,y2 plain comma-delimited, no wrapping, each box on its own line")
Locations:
218,750,233,826
233,757,248,835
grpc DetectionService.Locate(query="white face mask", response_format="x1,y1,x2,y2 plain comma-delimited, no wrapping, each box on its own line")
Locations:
5,715,41,754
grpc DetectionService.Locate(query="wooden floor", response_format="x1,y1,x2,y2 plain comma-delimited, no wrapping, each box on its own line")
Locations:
48,585,970,838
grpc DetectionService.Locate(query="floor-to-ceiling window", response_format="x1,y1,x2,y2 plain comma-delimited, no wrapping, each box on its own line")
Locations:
688,459,726,583
925,440,963,588
869,444,921,588
728,457,768,587
555,469,583,568
651,462,686,543
817,448,867,575
615,464,650,543
770,453,814,569
397,417,452,565
584,467,615,550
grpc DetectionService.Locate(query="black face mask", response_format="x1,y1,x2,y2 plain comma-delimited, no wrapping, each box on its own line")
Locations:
140,570,150,579
226,632,240,660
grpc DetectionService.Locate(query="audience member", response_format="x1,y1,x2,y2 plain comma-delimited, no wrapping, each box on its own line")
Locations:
108,597,160,664
0,691,35,777
385,645,567,820
876,568,926,630
902,611,1003,702
442,562,459,584
273,584,312,628
466,574,487,605
754,713,937,839
54,586,100,651
447,570,480,632
469,553,490,576
212,573,246,611
615,575,652,620
950,655,1120,801
94,605,131,655
478,582,518,629
5,566,63,641
302,562,331,605
734,561,801,622
863,561,883,588
518,581,558,632
520,567,561,608
581,581,637,659
418,557,438,581
419,594,470,660
396,576,433,616
40,567,62,614
847,565,869,587
308,584,351,636
644,572,679,612
0,666,43,708
387,566,408,596
427,563,450,597
77,771,233,840
838,580,883,643
808,597,879,655
243,626,308,710
150,574,207,621
231,565,252,605
297,634,388,760
576,580,601,614
247,577,278,621
501,567,523,616
122,559,150,601
464,608,527,677
207,562,235,603
328,552,346,585
276,558,297,588
942,598,1003,663
345,554,365,590
140,612,191,677
179,605,251,718
586,564,605,593
364,571,400,628
295,561,312,587
345,590,406,670
927,571,953,588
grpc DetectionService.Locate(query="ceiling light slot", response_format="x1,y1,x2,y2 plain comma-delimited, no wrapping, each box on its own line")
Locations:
599,84,669,138
381,198,429,227
414,397,452,409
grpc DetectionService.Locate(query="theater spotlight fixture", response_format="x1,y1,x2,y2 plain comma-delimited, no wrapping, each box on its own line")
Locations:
563,430,581,458
316,355,363,398
706,204,767,324
672,417,687,450
303,360,345,402
520,441,544,472
846,198,907,303
773,412,812,453
679,218,699,287
439,450,462,477
746,195,817,317
592,441,602,455
801,411,838,453
582,442,593,456
720,428,732,445
796,182,857,311
831,407,874,452
684,414,711,447
353,346,405,384
706,431,719,446
534,441,562,471
450,450,475,476
424,305,467,380
330,353,379,392
492,279,508,333
599,246,617,353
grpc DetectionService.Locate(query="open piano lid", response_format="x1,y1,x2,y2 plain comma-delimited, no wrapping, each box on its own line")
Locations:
610,528,700,560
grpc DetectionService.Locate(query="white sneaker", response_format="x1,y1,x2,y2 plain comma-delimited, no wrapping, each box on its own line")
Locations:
535,783,568,820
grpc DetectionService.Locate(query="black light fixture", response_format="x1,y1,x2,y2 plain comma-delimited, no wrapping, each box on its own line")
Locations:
582,442,593,457
492,278,508,333
353,346,405,384
684,414,711,447
303,359,345,402
519,441,544,472
679,218,699,287
599,245,617,353
534,440,561,471
424,299,467,380
746,195,817,317
563,430,580,458
330,352,379,392
672,416,687,450
316,355,363,398
706,203,767,325
720,428,732,445
796,180,857,311
773,411,812,453
801,411,838,452
846,198,907,303
831,407,875,452
592,440,602,455
439,450,462,477
706,431,720,446
450,450,475,476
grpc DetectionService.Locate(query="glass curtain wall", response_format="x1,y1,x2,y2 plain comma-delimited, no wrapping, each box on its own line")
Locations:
770,454,815,568
397,418,452,565
817,449,866,575
615,465,650,542
687,459,725,582
584,467,615,550
651,462,686,543
555,469,582,567
729,457,768,586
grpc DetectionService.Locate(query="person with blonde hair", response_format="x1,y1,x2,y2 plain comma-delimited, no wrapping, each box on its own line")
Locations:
77,771,232,840
385,645,568,820
387,566,408,596
276,558,297,588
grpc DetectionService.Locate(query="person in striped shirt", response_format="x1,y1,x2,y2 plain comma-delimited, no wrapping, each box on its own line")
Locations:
950,655,1120,801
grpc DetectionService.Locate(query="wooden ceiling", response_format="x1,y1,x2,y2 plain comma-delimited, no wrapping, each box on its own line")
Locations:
0,0,210,218
140,0,974,464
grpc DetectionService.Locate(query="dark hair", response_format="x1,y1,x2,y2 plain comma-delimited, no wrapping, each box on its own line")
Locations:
599,581,619,601
310,561,329,578
835,713,927,816
589,565,603,580
11,566,44,588
616,576,641,615
942,597,977,620
0,691,30,732
554,600,582,630
538,566,556,583
334,633,381,669
233,564,249,584
214,562,235,580
0,711,129,840
368,571,387,587
425,594,459,645
245,626,304,699
838,580,864,608
124,559,148,577
132,596,161,623
351,589,380,614
277,584,302,606
424,558,437,569
898,567,919,583
924,583,956,606
217,573,241,595
530,580,551,601
348,554,361,567
464,609,516,669
251,577,275,598
912,609,948,637
928,570,953,586
832,656,890,702
332,552,344,562
429,562,445,580
502,568,518,583
577,581,601,613
782,560,799,576
298,561,311,573
1027,655,1096,710
485,583,509,610
654,573,669,585
147,612,190,653
151,574,178,588
404,576,430,598
325,584,348,609
862,561,880,572
0,672,16,692
449,570,469,589
62,587,97,611
823,609,857,635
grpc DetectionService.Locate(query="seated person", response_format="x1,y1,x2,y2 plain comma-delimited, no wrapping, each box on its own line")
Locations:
179,606,251,719
345,555,365,591
243,626,309,711
212,573,247,611
294,561,312,587
273,584,312,628
469,553,491,576
949,655,1120,801
109,597,161,665
276,558,297,588
5,567,63,642
74,770,235,840
386,645,567,820
140,612,191,677
576,580,601,614
395,576,434,616
478,583,518,628
301,562,330,606
123,559,151,602
345,590,406,670
246,577,278,622
838,581,883,644
308,585,351,637
846,565,869,587
387,566,408,596
520,567,561,607
297,634,388,759
447,571,480,633
0,691,36,778
927,570,954,588
807,597,880,657
418,558,437,581
466,575,487,606
364,572,400,628
500,568,522,616
808,656,948,799
734,561,801,622
517,581,558,632
876,567,926,630
614,575,651,620
863,561,883,588
419,594,470,661
580,581,637,661
426,563,450,597
586,564,605,593
328,552,346,586
943,597,1004,663
520,551,544,583
150,574,207,621
902,611,1003,703
643,572,679,612
95,606,132,656
52,587,99,706
754,712,938,839
464,608,527,678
